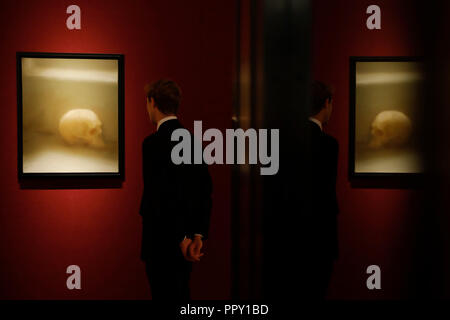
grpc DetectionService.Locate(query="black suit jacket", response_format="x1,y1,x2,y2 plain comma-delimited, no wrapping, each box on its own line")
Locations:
307,120,339,260
139,119,212,260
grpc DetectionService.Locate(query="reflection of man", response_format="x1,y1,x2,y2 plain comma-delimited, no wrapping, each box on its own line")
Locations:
139,79,212,300
305,81,339,299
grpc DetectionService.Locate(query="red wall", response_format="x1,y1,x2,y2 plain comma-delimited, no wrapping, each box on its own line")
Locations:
0,0,234,299
312,0,423,299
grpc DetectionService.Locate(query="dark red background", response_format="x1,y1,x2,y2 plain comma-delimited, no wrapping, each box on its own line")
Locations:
0,0,234,299
0,0,425,300
312,0,423,298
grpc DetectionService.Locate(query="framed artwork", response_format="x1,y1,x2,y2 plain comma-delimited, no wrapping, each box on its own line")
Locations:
349,56,424,181
17,52,124,179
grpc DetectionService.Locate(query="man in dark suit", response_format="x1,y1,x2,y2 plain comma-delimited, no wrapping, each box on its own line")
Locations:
302,81,339,299
139,79,212,300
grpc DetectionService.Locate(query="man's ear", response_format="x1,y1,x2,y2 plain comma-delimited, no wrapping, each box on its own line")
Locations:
150,97,156,108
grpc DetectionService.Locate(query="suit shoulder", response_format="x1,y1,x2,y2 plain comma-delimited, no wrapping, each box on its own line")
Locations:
323,134,338,151
168,121,187,135
143,133,157,146
159,120,188,139
306,120,321,135
323,133,338,144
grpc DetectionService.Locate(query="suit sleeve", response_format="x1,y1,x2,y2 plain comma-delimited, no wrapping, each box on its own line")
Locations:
171,137,213,242
326,137,339,215
139,139,149,217
197,163,213,239
186,162,213,240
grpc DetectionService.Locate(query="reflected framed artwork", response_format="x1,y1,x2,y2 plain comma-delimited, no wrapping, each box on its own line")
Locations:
349,56,424,181
17,52,124,179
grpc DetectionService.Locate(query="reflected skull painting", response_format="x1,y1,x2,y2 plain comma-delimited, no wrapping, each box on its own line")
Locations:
350,57,424,177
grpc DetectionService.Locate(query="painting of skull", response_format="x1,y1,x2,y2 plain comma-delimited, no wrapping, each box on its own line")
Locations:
17,52,124,178
349,57,424,178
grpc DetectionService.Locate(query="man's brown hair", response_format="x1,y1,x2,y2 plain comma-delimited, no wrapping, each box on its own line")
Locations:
310,81,333,116
145,79,182,115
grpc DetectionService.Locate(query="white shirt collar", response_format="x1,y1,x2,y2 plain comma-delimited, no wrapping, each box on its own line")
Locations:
157,115,177,131
308,117,322,131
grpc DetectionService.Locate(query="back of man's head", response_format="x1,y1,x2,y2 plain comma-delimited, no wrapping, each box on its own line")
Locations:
145,79,182,115
311,81,333,116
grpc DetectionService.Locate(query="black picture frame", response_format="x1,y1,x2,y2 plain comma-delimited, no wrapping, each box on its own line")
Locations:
17,52,125,181
348,56,424,187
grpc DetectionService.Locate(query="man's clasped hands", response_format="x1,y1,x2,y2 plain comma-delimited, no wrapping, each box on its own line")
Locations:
180,235,204,262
